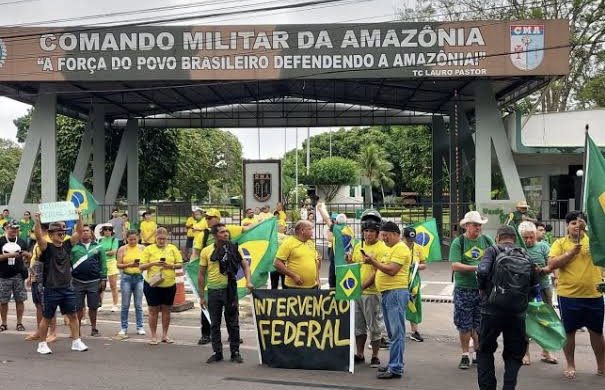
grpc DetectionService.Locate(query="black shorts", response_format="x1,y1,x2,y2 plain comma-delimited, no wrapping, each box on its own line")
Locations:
143,282,176,307
186,237,194,249
558,296,604,334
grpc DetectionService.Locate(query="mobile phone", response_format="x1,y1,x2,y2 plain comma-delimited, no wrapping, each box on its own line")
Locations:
360,249,367,256
160,258,166,263
134,259,140,265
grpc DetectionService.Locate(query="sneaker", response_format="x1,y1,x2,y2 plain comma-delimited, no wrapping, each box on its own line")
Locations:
379,337,390,350
230,352,244,363
117,329,127,336
136,328,146,335
458,355,471,369
206,353,223,363
111,306,118,313
71,338,89,352
115,330,129,340
377,371,402,379
370,357,381,368
198,335,211,345
91,328,100,337
410,331,424,342
377,366,388,372
37,342,53,355
354,354,365,364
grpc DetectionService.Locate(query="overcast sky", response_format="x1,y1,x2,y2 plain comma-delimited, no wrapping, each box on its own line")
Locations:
0,0,403,158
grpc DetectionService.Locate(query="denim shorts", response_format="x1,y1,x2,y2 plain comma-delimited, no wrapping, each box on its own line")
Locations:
453,287,482,333
42,287,78,318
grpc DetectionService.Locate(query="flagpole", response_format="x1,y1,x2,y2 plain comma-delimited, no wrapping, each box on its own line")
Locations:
579,124,589,212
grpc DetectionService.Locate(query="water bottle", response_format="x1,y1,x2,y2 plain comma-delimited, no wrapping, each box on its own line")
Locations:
533,285,543,302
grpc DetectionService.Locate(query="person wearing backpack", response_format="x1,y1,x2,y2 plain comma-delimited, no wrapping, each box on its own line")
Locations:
449,211,494,369
476,225,540,390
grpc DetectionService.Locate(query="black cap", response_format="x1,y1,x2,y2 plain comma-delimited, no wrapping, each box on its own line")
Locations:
403,227,416,239
380,221,400,234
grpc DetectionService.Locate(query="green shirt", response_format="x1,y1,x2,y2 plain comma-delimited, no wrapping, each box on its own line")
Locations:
19,219,34,242
449,234,494,289
526,241,551,287
510,210,536,226
99,237,119,261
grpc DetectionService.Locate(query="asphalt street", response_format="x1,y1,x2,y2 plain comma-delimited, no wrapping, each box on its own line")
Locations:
1,261,604,390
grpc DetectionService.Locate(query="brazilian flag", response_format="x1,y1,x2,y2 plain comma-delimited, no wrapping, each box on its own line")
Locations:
411,218,442,262
66,174,98,216
334,224,361,300
583,134,605,266
406,261,422,324
185,217,279,300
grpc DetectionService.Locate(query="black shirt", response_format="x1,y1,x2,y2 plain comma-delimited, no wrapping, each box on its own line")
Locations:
39,241,73,288
0,236,27,278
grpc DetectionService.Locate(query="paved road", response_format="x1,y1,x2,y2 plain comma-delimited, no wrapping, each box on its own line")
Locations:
1,260,603,389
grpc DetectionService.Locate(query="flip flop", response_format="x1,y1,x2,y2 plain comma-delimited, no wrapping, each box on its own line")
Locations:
148,340,159,345
161,338,175,344
541,357,558,364
46,335,57,344
25,334,41,341
597,371,605,377
563,370,576,379
522,357,531,366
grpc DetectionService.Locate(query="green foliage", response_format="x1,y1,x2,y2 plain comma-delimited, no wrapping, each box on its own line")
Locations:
172,128,242,201
0,138,22,199
308,156,358,202
282,125,434,202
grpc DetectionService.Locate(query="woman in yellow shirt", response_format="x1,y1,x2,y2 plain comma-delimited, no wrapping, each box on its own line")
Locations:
140,227,183,345
139,211,157,245
116,230,146,338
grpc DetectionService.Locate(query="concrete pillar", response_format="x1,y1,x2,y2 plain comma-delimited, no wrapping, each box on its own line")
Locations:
432,115,447,237
9,92,57,207
91,104,106,223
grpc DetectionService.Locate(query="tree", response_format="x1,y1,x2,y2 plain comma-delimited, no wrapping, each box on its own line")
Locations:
0,138,22,202
172,128,242,202
398,0,605,112
359,144,389,206
307,157,359,202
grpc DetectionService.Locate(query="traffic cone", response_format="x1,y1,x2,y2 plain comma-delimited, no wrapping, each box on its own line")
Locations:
171,268,194,312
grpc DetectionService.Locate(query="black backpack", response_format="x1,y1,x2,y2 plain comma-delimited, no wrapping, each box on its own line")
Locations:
487,245,533,313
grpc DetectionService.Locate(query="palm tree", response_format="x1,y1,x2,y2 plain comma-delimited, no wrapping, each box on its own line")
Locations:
359,144,394,207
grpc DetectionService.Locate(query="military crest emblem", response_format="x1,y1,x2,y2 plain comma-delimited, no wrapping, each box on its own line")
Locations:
510,25,544,71
253,173,271,202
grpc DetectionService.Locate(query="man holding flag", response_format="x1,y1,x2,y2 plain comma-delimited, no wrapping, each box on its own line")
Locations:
348,212,388,368
363,221,411,379
402,227,426,342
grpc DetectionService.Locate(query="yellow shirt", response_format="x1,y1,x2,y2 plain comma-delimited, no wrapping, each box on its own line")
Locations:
141,243,182,287
257,212,273,222
140,220,157,244
276,210,287,223
192,219,208,241
410,243,426,264
185,217,196,238
242,217,257,226
352,240,389,295
193,224,244,251
549,235,602,298
276,236,318,288
375,241,412,293
122,244,145,275
200,243,245,289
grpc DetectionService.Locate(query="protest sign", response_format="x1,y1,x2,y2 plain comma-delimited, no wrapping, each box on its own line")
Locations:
251,289,354,372
39,201,78,223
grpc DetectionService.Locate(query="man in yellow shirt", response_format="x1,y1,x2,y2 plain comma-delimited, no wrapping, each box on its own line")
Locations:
257,205,273,222
275,202,287,224
185,210,204,259
241,208,257,227
273,220,320,288
349,215,389,368
139,211,157,245
199,223,252,364
191,208,253,345
363,221,411,379
543,211,604,379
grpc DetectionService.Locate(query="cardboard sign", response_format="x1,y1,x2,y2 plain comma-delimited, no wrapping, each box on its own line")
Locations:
251,289,354,372
39,201,78,223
